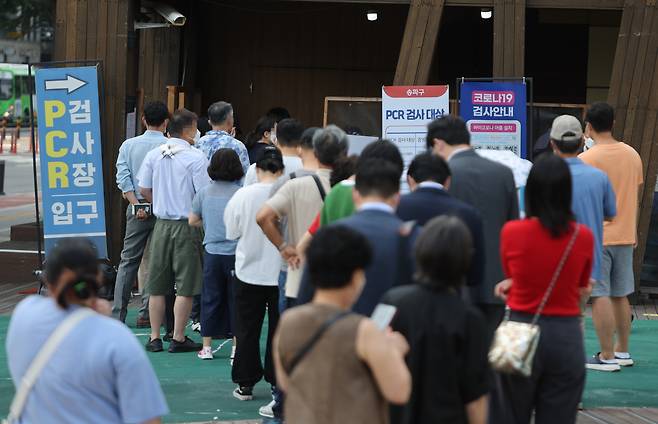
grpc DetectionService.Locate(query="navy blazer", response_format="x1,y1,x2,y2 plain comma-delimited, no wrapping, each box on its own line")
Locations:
296,208,416,316
448,149,519,304
397,186,485,288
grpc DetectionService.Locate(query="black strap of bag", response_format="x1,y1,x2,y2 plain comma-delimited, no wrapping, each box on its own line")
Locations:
285,311,350,375
310,174,326,201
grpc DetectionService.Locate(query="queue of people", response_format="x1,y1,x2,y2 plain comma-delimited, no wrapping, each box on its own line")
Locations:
5,99,643,424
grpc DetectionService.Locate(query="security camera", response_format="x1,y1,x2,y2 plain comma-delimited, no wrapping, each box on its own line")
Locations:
152,3,186,26
140,1,185,27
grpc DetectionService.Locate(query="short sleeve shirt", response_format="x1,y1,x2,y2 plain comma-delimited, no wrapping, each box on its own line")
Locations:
6,296,168,424
266,168,331,246
579,142,643,245
137,138,211,220
320,180,356,226
197,130,250,174
566,157,617,282
244,155,304,187
191,180,241,255
224,183,280,285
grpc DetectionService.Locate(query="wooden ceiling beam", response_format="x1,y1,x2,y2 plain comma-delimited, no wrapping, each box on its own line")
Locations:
606,0,658,290
394,0,445,85
493,0,525,78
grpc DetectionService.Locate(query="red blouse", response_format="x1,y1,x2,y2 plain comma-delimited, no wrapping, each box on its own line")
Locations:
500,219,593,316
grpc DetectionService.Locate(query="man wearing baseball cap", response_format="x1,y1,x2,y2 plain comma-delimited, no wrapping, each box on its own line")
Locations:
550,114,619,371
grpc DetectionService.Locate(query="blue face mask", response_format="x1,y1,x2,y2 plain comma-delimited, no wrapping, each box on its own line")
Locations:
584,137,595,150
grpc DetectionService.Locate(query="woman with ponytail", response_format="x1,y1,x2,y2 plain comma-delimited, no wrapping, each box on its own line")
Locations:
5,238,168,424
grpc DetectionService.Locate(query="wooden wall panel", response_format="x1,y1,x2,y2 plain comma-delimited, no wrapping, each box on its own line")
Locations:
607,0,658,290
493,0,525,77
192,2,407,134
138,27,181,105
54,0,134,263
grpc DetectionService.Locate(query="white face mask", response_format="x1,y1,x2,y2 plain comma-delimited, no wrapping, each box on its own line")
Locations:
584,137,595,151
193,129,201,145
270,131,277,145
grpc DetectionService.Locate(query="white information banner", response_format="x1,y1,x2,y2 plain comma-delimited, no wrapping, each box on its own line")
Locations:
382,85,450,173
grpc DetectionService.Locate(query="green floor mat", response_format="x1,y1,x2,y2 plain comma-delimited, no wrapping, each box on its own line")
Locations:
1,308,657,422
583,319,658,407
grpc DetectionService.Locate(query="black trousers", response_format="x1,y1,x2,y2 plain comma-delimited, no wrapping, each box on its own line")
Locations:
489,312,585,424
232,279,279,388
476,303,506,348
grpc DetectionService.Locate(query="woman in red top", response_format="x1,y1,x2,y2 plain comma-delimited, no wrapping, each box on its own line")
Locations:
491,154,593,424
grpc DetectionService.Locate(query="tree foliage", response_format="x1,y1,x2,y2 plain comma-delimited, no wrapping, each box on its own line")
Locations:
0,0,54,37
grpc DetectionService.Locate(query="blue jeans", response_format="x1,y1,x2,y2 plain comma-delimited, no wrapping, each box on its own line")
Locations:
273,270,289,419
201,252,235,338
278,270,287,314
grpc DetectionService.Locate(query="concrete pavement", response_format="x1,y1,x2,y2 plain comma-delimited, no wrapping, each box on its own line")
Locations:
0,148,40,244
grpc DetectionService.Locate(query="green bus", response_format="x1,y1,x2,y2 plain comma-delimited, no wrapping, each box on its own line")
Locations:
0,63,33,123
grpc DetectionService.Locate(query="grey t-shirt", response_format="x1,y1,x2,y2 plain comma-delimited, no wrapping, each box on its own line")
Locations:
191,180,241,255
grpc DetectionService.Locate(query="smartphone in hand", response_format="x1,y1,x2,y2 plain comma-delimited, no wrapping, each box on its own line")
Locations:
131,203,151,216
371,303,397,330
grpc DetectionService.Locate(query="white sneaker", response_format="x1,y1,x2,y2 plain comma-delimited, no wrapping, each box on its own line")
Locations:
259,399,276,418
585,353,620,372
615,353,634,367
197,346,213,360
233,386,253,401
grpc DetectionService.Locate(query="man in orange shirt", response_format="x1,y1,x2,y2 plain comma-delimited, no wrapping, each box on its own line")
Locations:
580,102,643,371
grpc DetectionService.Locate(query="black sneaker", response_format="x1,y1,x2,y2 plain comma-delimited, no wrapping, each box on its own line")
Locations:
168,336,203,353
233,385,254,401
145,338,163,352
163,332,173,342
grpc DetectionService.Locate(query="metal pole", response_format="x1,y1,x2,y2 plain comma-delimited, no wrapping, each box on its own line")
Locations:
0,160,5,195
27,63,44,271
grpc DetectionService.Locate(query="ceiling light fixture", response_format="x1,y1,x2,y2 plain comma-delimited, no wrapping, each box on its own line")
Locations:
480,8,492,19
367,10,378,21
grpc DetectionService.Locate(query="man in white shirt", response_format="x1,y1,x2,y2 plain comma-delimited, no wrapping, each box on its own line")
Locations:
243,118,304,186
224,147,285,406
138,109,211,353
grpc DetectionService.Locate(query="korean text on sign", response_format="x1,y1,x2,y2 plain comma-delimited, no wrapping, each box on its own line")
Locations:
35,66,108,257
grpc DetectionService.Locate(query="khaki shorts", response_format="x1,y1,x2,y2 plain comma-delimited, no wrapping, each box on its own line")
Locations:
145,219,203,297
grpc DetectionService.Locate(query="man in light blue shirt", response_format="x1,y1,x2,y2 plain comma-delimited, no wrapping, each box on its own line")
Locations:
113,101,169,326
550,115,616,284
197,101,250,175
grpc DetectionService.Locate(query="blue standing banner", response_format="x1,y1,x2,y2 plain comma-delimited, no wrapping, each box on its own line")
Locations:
459,81,528,158
35,66,107,258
